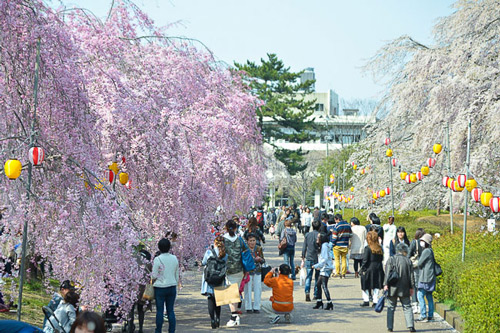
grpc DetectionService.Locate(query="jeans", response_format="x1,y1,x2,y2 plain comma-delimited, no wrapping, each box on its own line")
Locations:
155,286,176,333
363,289,380,303
417,289,434,319
244,273,262,310
386,296,414,330
303,226,310,234
304,260,319,294
333,246,348,275
283,247,296,279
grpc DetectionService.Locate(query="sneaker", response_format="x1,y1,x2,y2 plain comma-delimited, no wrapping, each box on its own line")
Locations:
409,328,416,332
426,317,434,322
253,310,260,313
360,302,370,307
415,317,427,322
246,310,253,313
270,315,281,324
226,315,240,327
284,313,291,323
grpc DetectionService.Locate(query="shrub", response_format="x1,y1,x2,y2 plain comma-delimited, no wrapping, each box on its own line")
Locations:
433,232,500,332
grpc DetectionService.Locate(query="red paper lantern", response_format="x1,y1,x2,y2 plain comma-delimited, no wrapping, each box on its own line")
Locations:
471,188,483,202
385,187,391,195
376,191,380,198
351,161,355,166
125,179,132,189
391,158,397,167
105,170,115,184
384,138,391,146
427,158,436,168
405,174,411,184
29,147,45,166
490,197,500,213
457,174,467,188
416,171,424,181
442,176,449,187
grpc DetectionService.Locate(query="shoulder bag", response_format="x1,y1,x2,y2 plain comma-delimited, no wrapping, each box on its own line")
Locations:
278,228,288,251
432,249,443,276
386,257,399,287
239,237,256,272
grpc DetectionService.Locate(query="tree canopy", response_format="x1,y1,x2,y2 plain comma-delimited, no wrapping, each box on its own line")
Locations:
235,53,316,175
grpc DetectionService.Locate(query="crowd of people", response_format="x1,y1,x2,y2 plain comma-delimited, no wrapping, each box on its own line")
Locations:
0,205,441,333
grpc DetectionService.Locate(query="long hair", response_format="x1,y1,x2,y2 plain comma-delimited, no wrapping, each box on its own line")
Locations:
247,217,258,231
394,226,410,245
214,235,226,259
367,231,383,255
414,228,425,240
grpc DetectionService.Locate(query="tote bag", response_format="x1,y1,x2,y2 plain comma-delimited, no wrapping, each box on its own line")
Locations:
142,282,155,301
214,283,241,306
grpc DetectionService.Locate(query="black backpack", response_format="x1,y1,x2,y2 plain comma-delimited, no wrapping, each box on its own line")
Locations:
204,249,226,286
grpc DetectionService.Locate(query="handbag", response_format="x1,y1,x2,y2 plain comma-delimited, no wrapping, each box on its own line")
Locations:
239,237,256,272
261,264,272,281
278,228,288,251
142,282,155,301
433,250,443,276
214,283,241,306
409,240,420,268
374,291,387,313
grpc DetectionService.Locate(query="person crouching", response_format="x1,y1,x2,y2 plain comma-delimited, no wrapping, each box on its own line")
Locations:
262,264,294,324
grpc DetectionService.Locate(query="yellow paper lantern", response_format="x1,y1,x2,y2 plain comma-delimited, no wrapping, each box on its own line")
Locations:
372,192,378,200
109,162,119,174
4,159,22,180
400,172,408,180
410,173,417,183
380,190,386,197
353,164,357,170
465,179,477,192
386,149,393,157
421,166,430,176
433,143,442,154
453,181,464,192
350,186,355,192
481,192,493,207
119,172,129,185
361,169,365,175
447,178,454,188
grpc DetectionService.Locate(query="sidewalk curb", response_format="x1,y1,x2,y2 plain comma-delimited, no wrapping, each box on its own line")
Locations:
435,302,464,332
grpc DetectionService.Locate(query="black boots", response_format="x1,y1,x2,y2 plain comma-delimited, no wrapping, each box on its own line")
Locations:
313,301,324,309
325,302,333,310
305,294,311,302
360,301,370,307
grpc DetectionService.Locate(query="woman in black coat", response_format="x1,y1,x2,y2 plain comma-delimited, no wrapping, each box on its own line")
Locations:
360,231,385,307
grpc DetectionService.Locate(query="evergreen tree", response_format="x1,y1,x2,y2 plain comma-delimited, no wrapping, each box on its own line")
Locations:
235,53,316,175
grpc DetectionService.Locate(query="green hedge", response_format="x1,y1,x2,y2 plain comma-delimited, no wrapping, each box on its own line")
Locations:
433,232,500,332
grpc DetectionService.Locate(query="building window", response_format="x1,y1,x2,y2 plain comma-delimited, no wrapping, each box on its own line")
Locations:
315,103,324,111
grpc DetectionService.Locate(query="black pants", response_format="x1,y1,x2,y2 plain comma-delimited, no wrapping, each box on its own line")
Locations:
353,259,363,272
314,275,331,301
127,302,145,332
304,226,310,234
208,295,221,321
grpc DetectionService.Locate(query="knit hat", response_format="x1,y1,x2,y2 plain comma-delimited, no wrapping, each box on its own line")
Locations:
420,233,433,245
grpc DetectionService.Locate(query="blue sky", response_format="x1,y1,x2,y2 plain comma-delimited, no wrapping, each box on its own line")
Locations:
63,0,455,101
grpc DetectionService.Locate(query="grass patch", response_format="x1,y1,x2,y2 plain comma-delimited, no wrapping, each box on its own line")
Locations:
0,278,54,328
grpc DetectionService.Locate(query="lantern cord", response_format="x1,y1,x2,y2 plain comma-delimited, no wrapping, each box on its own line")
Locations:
467,170,500,195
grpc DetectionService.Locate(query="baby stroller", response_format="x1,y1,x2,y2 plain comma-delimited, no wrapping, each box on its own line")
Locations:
42,306,69,333
102,302,133,332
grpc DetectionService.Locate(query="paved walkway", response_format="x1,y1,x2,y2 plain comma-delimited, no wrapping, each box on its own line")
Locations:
123,232,457,333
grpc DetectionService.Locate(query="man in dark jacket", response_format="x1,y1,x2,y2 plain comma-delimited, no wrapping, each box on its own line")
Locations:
383,243,416,332
301,221,321,301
